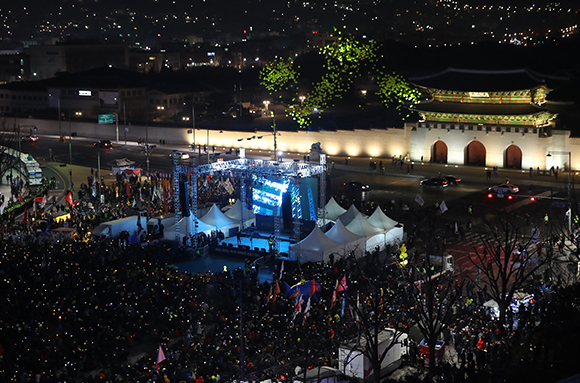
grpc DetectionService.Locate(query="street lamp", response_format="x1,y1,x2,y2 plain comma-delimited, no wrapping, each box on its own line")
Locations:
263,100,270,113
271,111,278,162
299,95,306,105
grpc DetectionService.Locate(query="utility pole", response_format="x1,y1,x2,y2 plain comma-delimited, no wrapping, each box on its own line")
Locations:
272,111,277,161
68,114,72,164
115,112,119,143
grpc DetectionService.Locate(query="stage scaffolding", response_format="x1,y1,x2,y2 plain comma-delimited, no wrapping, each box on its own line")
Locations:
172,154,327,253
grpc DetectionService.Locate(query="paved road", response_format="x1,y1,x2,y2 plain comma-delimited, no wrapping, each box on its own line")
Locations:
16,134,577,234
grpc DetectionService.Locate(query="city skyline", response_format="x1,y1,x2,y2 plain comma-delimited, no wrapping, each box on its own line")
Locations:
0,0,578,47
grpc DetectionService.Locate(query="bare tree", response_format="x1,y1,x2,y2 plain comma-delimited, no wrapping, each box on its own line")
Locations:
338,264,413,383
407,254,463,373
469,213,554,325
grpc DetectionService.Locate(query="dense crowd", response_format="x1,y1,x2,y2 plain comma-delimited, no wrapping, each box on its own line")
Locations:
0,217,564,383
0,166,573,383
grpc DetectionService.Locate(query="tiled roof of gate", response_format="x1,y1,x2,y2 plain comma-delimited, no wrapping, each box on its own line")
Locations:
411,101,546,115
409,68,568,92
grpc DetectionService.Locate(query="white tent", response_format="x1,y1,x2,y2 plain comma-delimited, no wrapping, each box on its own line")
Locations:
367,206,399,231
336,204,361,226
383,225,404,247
199,204,240,238
324,197,347,221
289,226,344,264
346,213,386,252
325,220,366,257
223,199,256,227
164,214,214,241
346,212,385,237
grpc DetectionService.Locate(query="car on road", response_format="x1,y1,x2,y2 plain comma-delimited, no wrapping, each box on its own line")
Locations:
22,135,39,142
169,151,190,160
444,175,461,185
343,181,370,191
94,140,113,149
488,184,519,194
420,177,449,188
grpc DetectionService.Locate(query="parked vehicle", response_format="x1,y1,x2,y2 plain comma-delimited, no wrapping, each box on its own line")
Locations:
344,181,370,191
22,135,39,142
443,175,461,185
94,140,113,148
420,177,449,188
489,183,519,193
91,214,146,239
338,328,409,381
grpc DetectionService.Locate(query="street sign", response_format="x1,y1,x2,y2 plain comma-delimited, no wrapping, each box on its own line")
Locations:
497,188,504,198
98,114,114,124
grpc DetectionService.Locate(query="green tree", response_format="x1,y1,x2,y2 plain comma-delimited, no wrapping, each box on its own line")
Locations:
259,32,420,129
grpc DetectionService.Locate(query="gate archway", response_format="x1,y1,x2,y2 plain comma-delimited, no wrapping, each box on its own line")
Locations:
465,141,486,166
432,140,448,164
504,145,522,169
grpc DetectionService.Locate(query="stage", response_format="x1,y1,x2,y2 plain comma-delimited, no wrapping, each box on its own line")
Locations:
218,230,293,255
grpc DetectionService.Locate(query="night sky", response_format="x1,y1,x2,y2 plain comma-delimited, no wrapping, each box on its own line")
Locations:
0,0,578,45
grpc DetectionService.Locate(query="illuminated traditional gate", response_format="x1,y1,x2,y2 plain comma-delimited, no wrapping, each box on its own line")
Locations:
505,145,522,169
432,140,448,164
465,141,486,166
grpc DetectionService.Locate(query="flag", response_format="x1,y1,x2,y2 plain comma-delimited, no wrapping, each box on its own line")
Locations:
293,295,303,320
41,195,47,208
303,296,312,326
309,279,319,297
279,260,285,280
289,288,300,299
331,289,337,308
65,192,73,206
415,193,425,207
440,200,448,213
19,192,23,204
336,276,347,292
272,280,280,302
266,285,273,304
22,205,28,224
156,345,166,371
341,296,346,317
126,182,131,197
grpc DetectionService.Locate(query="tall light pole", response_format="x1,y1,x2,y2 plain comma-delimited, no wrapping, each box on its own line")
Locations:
271,111,278,162
192,103,195,149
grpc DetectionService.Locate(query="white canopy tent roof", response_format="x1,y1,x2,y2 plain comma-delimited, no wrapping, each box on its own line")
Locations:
199,204,240,238
325,219,366,258
336,204,361,226
289,226,344,264
325,219,364,244
200,204,238,228
223,199,256,223
324,197,347,221
367,206,399,231
164,214,214,241
346,212,385,237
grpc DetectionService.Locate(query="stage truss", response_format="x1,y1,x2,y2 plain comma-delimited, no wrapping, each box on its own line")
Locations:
173,155,327,253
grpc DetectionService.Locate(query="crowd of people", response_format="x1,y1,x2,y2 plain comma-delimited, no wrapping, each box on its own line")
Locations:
0,164,573,383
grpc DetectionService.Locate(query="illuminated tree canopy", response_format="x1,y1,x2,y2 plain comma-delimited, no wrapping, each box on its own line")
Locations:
259,31,420,129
